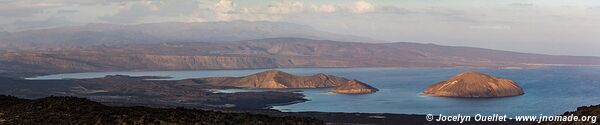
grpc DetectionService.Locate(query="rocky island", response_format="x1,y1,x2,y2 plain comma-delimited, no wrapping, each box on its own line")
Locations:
423,71,524,98
200,70,349,88
329,80,379,94
199,70,379,94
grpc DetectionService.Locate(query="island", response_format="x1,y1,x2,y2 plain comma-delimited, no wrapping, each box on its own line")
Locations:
423,71,524,98
329,80,379,94
198,70,379,94
199,70,350,88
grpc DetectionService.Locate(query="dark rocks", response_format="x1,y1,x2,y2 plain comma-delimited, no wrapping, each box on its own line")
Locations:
0,95,324,125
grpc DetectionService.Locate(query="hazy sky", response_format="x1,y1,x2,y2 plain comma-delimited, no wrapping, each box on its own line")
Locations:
0,0,599,56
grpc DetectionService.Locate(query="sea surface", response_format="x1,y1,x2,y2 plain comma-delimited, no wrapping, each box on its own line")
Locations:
30,67,600,116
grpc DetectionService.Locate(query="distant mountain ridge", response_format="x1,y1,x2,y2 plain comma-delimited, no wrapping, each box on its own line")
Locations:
1,37,600,78
1,21,599,77
0,21,378,50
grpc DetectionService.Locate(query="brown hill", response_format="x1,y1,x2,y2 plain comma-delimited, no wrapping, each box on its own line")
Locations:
329,80,379,94
423,71,524,97
199,70,379,94
201,70,349,89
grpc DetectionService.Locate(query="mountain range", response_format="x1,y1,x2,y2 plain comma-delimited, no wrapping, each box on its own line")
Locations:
1,21,599,78
0,21,377,51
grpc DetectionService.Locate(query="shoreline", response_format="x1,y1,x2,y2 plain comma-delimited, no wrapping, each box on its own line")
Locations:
15,65,600,80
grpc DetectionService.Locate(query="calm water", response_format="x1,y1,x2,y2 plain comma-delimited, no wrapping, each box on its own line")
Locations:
30,67,600,116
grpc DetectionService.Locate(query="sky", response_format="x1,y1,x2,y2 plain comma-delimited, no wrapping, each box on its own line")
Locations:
0,0,599,56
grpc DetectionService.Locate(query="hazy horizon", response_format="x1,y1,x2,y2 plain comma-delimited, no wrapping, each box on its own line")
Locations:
1,0,599,56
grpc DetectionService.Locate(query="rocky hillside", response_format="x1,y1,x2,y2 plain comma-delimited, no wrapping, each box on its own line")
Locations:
201,70,349,88
423,71,524,97
3,38,600,78
0,95,323,125
329,80,379,94
200,70,379,94
0,52,279,73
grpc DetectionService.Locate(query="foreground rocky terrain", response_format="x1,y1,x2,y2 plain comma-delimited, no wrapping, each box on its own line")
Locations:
423,71,524,97
0,95,323,125
540,104,600,125
329,80,379,94
0,95,531,125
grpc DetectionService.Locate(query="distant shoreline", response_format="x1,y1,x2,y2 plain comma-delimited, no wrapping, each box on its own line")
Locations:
22,65,600,80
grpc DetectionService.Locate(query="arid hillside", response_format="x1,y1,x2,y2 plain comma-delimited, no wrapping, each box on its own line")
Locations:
2,38,599,77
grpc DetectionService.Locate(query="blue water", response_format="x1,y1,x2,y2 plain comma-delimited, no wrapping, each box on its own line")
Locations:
29,67,600,116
